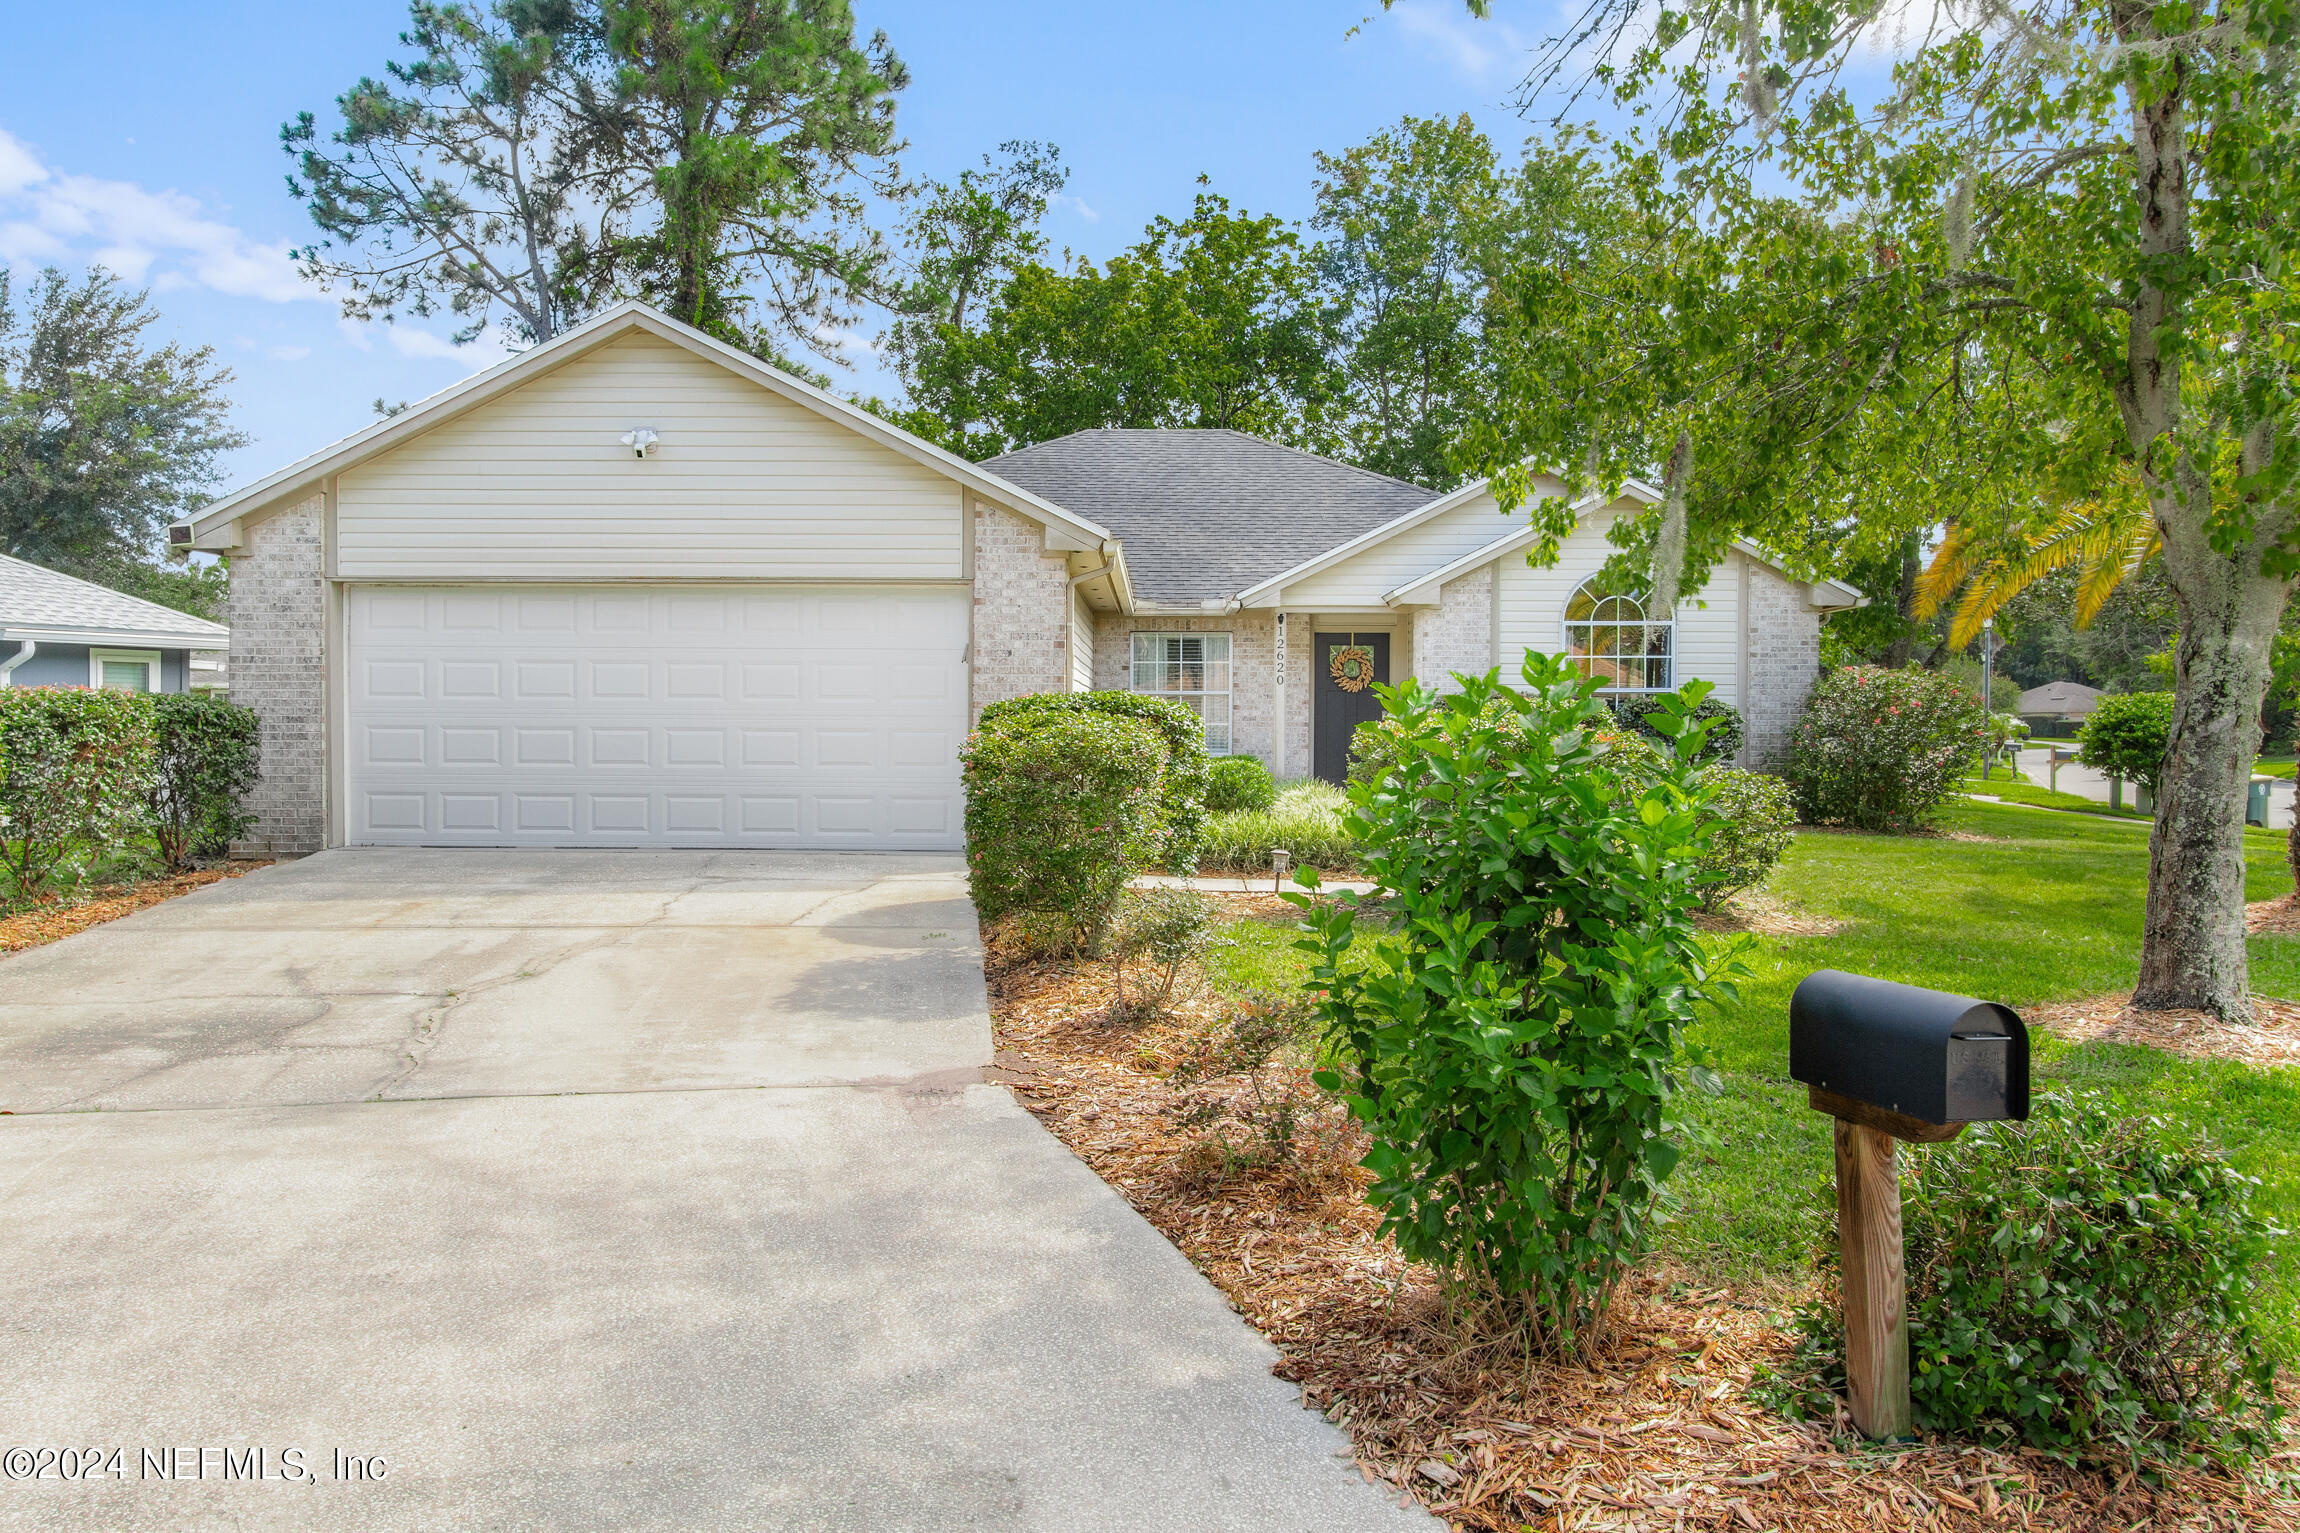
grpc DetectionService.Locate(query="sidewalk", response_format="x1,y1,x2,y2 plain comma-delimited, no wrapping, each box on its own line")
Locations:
2003,745,2296,830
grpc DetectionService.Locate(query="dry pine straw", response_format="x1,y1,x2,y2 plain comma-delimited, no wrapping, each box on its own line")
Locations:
986,928,2300,1532
0,862,267,955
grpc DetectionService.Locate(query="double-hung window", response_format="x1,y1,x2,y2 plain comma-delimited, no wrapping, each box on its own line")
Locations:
1130,633,1232,754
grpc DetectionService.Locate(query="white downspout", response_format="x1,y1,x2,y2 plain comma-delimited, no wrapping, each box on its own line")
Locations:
0,638,35,687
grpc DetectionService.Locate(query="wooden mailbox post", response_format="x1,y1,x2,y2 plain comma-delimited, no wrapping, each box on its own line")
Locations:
1789,971,2030,1441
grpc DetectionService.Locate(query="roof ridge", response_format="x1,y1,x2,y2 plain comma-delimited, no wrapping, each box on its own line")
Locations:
1203,429,1437,498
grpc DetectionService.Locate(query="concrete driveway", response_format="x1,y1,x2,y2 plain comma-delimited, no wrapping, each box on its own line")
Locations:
0,851,1429,1532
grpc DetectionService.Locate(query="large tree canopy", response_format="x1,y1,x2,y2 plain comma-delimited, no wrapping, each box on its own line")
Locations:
1445,0,2300,1018
286,0,906,365
0,269,244,583
886,191,1338,458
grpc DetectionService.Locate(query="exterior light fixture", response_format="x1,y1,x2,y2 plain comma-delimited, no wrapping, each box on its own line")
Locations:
621,427,660,459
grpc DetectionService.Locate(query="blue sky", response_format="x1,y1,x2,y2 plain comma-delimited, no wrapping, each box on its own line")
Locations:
0,0,1563,492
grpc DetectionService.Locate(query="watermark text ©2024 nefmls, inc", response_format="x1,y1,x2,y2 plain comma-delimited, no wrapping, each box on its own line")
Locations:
4,1446,388,1484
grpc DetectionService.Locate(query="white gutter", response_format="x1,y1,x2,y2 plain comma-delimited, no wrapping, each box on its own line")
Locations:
0,638,34,687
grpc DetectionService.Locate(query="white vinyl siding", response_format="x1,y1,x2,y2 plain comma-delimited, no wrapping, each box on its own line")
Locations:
1071,589,1095,692
1496,509,1743,708
1272,480,1559,609
1131,632,1232,754
343,583,967,848
334,331,963,581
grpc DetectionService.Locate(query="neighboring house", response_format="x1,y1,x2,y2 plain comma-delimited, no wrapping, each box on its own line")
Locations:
172,302,1858,856
0,553,230,695
2016,680,2103,723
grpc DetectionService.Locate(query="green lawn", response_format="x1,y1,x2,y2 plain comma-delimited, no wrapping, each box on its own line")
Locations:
1958,774,2151,818
2255,757,2296,780
1201,800,2300,1356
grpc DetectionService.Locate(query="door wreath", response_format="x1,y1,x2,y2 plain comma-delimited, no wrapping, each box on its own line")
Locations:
1329,644,1375,693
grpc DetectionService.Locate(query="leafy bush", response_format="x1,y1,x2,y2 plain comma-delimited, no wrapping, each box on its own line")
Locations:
0,686,159,902
148,692,260,871
1694,769,1796,909
1779,1094,2283,1470
1614,694,1745,766
1108,885,1209,1019
1785,665,1986,831
1204,754,1277,814
2077,691,2175,800
977,691,1211,870
1199,780,1359,873
1297,658,1741,1355
961,709,1165,952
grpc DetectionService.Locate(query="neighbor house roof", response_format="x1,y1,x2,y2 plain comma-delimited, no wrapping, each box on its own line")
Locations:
0,554,229,650
2016,680,2103,717
981,429,1436,607
173,301,1115,559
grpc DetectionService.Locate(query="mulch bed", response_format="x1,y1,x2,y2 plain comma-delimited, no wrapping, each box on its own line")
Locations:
1693,890,1848,939
0,862,269,955
2250,897,2300,939
987,926,2300,1531
2030,990,2300,1070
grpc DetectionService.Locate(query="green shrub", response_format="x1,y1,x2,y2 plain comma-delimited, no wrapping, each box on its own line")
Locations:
977,691,1211,870
1108,885,1210,1019
1297,658,1741,1355
2076,691,2175,800
1199,781,1359,873
1614,694,1745,765
1694,769,1796,909
0,686,158,902
1786,665,1985,832
1204,754,1277,814
961,710,1165,952
148,692,260,871
1780,1094,2283,1470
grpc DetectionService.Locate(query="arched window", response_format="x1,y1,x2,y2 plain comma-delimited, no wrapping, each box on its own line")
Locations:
1562,574,1673,692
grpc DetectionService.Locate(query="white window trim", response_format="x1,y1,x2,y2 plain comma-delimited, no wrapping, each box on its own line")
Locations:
1559,582,1675,694
90,648,163,693
1129,631,1234,756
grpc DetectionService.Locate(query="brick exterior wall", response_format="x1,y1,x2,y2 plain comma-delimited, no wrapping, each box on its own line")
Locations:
1092,611,1284,767
1409,568,1494,694
1743,562,1820,770
969,500,1073,718
228,495,327,855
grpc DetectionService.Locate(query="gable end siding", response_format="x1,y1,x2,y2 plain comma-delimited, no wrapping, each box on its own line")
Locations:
333,332,963,582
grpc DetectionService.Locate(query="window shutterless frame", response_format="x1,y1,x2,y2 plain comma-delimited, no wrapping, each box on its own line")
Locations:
1560,577,1673,692
1129,632,1233,754
89,648,162,693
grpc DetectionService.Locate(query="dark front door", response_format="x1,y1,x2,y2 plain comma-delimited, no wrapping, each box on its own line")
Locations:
1312,631,1391,784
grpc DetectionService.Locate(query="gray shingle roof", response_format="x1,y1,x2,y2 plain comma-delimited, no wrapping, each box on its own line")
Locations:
2016,680,2104,716
980,429,1436,605
0,554,229,645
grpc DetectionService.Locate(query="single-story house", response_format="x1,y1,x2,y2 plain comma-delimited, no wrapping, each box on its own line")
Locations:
2016,680,2103,731
172,301,1859,856
0,553,229,694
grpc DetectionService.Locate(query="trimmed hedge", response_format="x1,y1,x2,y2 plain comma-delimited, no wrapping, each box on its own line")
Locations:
961,708,1166,951
0,687,159,899
149,691,262,871
1693,768,1795,909
977,690,1211,871
1205,754,1277,814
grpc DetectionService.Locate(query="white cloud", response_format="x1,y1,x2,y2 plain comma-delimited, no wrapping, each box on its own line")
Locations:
812,322,880,362
1385,0,1532,79
1051,192,1100,224
266,344,311,362
0,126,312,303
387,323,507,373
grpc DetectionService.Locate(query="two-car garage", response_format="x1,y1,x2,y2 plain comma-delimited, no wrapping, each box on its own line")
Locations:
341,583,969,848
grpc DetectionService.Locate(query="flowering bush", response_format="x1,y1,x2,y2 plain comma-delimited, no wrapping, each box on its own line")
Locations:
1785,665,1985,831
961,709,1165,953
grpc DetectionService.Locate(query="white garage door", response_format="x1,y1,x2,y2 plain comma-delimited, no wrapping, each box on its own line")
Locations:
344,584,968,848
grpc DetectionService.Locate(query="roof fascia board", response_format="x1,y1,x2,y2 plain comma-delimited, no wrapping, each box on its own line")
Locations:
176,301,1114,552
0,623,228,648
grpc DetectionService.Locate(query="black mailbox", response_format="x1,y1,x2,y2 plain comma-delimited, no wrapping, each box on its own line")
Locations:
1790,969,2029,1127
